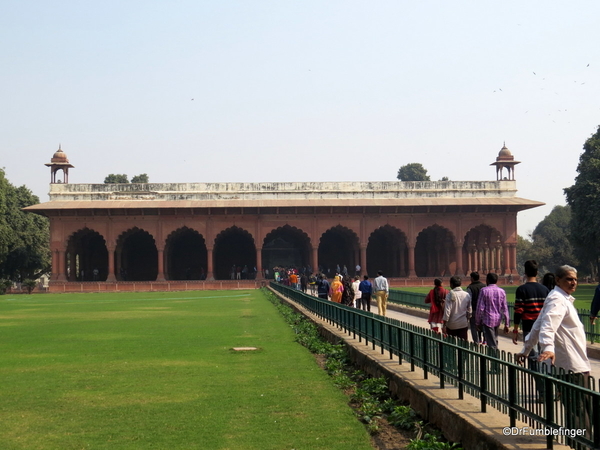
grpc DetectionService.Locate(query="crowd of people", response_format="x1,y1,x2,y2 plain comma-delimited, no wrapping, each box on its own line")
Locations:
276,260,593,396
424,261,592,416
274,264,389,315
276,260,593,432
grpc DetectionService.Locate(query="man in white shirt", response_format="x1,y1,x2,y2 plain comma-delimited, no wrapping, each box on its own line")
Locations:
442,276,472,340
373,271,389,316
516,265,590,374
516,265,590,432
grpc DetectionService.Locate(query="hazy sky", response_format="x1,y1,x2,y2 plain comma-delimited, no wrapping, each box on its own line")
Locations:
2,1,599,236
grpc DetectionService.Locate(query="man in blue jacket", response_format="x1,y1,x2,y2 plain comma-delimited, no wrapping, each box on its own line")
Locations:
358,275,373,312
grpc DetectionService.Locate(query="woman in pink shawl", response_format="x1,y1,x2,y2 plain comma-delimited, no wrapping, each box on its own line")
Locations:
425,278,448,333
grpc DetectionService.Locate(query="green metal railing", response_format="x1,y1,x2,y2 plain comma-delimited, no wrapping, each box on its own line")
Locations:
389,289,600,344
271,282,600,450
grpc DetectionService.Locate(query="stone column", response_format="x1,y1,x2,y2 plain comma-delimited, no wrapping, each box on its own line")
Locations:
106,246,117,282
57,249,67,281
466,249,472,274
408,245,417,277
509,244,517,274
156,248,166,281
312,245,319,275
206,247,214,280
256,247,263,278
454,243,464,276
502,244,510,276
495,246,502,273
51,249,58,280
483,247,489,273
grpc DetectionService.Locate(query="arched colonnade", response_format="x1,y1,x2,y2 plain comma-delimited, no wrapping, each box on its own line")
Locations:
51,216,518,282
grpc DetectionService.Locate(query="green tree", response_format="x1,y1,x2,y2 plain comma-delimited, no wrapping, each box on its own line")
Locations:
516,234,534,272
104,174,129,183
0,169,51,281
530,205,577,273
564,125,600,277
131,173,149,183
396,163,430,181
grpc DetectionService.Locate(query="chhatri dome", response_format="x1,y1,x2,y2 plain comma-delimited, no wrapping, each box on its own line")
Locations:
497,143,514,160
45,145,74,184
50,146,70,163
490,142,520,180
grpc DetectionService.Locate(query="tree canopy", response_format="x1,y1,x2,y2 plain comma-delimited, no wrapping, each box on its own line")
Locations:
0,169,50,281
397,163,430,181
131,173,149,183
564,125,600,276
531,205,577,272
104,174,129,184
104,174,149,184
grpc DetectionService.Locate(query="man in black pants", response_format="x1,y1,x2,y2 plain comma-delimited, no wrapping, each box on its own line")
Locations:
512,260,549,399
512,260,549,349
466,271,485,343
358,275,373,311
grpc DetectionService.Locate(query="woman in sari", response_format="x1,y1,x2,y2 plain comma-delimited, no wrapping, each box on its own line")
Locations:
425,278,447,333
329,275,344,303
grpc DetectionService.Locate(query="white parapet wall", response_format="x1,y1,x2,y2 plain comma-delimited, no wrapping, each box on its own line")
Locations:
48,180,518,202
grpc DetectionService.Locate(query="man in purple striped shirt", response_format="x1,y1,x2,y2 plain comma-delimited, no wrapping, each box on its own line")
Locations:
475,273,510,349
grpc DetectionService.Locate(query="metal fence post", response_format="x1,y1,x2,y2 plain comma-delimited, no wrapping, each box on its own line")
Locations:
438,339,444,389
423,334,428,380
457,347,463,399
409,332,415,372
480,356,487,413
508,364,516,428
398,327,403,365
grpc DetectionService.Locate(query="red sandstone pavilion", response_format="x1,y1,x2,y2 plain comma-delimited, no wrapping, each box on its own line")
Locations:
25,146,542,292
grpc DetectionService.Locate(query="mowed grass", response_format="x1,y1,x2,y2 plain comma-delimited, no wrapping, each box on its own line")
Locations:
398,284,597,310
0,290,374,450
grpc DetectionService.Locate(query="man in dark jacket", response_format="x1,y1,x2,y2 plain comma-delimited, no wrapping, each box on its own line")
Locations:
467,271,485,343
317,274,330,300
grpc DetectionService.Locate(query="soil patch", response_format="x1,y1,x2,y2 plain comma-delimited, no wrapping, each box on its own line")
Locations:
313,354,414,450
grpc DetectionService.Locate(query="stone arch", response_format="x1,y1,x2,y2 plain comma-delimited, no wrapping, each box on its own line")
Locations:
65,228,108,281
213,226,256,280
367,225,408,278
262,225,312,273
462,225,504,275
115,227,158,281
165,227,208,280
318,225,359,276
415,225,455,277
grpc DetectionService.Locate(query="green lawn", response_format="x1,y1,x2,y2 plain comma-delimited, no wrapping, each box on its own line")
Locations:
0,290,374,450
397,283,597,310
